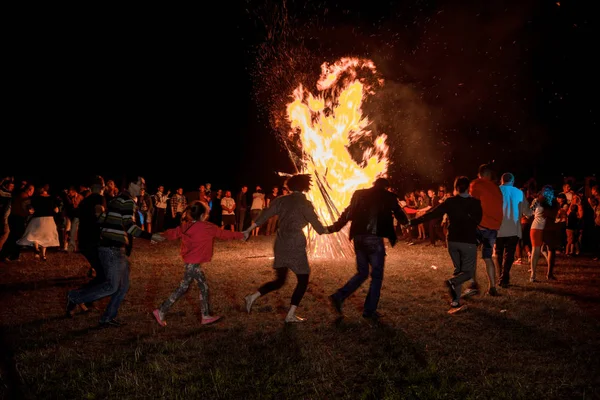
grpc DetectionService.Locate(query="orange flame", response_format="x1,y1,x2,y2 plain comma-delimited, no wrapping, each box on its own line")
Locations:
286,57,389,258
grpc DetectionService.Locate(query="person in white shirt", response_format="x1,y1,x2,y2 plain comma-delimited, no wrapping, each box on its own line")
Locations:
496,173,532,287
250,186,265,236
221,191,236,231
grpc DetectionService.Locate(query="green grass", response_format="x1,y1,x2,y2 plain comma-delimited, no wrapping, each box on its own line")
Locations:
1,237,599,399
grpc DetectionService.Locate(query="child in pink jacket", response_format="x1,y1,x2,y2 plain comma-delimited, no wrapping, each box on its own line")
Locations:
153,201,244,326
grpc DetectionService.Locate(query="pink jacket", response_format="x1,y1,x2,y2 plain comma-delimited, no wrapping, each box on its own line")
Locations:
163,221,243,263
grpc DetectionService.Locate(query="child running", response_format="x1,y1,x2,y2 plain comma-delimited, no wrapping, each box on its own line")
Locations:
153,201,246,326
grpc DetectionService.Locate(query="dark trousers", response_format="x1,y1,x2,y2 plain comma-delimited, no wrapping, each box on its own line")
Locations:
333,234,386,315
0,214,26,260
495,236,519,285
259,268,309,306
237,208,247,232
80,245,105,286
155,208,166,232
428,219,444,245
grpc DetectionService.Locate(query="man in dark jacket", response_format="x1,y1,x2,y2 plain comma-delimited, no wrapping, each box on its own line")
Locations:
327,178,408,320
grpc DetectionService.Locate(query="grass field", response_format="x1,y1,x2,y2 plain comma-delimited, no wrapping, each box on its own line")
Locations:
1,236,599,399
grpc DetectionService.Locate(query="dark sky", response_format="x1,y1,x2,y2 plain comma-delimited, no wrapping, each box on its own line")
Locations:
2,1,597,193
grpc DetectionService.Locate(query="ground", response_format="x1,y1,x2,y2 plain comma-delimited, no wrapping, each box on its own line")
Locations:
1,237,599,399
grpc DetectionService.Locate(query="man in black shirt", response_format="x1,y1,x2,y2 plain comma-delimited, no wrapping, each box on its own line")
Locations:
409,176,482,312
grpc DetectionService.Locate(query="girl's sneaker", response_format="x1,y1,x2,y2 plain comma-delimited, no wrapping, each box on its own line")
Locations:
152,309,167,327
448,301,466,314
201,315,221,325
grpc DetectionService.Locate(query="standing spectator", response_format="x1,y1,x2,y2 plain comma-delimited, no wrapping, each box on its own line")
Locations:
0,184,34,262
137,187,154,232
236,186,248,231
170,188,187,228
0,179,14,254
265,186,280,236
221,190,236,231
588,186,600,261
208,189,223,227
153,186,170,233
250,186,265,236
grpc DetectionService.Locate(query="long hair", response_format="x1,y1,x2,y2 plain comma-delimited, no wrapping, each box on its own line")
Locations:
539,185,555,208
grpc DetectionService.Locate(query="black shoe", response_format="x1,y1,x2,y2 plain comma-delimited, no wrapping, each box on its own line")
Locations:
445,280,457,301
487,287,499,296
500,281,510,288
363,311,384,320
65,295,77,318
99,319,125,328
329,294,343,315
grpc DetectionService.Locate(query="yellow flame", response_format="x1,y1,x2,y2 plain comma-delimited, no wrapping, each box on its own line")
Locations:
286,57,389,258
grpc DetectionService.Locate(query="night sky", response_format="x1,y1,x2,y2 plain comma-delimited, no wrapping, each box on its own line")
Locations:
2,0,596,194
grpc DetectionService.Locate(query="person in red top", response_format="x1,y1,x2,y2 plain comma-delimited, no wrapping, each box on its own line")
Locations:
464,164,503,297
153,201,246,327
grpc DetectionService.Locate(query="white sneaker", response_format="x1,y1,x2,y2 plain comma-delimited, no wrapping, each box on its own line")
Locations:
285,314,306,323
244,294,255,314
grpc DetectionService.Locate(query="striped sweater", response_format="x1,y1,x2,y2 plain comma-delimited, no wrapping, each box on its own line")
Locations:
99,191,152,249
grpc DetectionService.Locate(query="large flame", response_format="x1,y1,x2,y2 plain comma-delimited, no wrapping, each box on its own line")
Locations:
286,57,389,259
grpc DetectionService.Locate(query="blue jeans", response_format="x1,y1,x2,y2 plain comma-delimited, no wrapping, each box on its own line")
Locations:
333,234,386,315
68,246,130,323
476,228,498,259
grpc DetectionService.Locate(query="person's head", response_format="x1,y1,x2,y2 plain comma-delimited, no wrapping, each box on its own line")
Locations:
427,189,435,198
176,187,183,195
91,176,105,194
454,176,470,195
438,185,446,196
158,185,164,193
205,183,211,191
126,176,144,198
199,185,205,192
241,186,248,193
286,174,312,192
216,189,223,197
68,186,78,196
225,190,231,198
140,188,146,196
478,164,493,180
282,187,289,195
273,186,279,194
38,186,48,196
539,185,555,206
187,200,208,222
556,193,567,205
373,177,390,190
2,180,14,192
501,172,515,186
